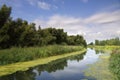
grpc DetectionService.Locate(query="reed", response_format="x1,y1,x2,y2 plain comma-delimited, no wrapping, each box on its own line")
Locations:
0,45,84,65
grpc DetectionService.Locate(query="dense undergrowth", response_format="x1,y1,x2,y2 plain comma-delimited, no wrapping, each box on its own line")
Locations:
109,49,120,80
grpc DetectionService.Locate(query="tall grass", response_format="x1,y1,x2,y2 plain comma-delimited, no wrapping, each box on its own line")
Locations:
89,46,120,51
0,45,84,65
109,49,120,80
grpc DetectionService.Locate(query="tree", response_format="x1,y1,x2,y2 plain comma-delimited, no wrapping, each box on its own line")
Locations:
0,4,11,28
67,35,87,47
89,42,94,45
0,5,11,48
95,38,120,46
95,40,99,45
0,4,87,49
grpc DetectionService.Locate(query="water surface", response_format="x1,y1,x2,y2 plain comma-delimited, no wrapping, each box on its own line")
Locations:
0,48,106,80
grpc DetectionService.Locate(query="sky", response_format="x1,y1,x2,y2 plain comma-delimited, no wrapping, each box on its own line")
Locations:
0,0,120,43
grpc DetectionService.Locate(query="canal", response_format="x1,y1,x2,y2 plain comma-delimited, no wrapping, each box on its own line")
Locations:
0,48,112,80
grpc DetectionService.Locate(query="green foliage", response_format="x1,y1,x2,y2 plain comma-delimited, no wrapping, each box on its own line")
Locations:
84,52,117,80
0,53,86,79
95,37,120,46
94,46,120,51
0,4,11,48
0,4,11,28
67,35,87,47
0,4,87,49
0,45,84,65
89,42,94,45
0,48,86,77
109,50,120,80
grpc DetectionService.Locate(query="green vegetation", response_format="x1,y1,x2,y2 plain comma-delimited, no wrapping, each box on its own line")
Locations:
0,45,84,65
95,37,120,46
84,53,117,80
94,46,120,50
0,4,87,49
85,46,120,80
1,4,120,80
0,52,86,80
109,49,120,80
0,49,86,76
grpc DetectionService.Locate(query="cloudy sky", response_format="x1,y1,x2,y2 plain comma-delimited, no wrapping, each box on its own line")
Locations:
0,0,120,43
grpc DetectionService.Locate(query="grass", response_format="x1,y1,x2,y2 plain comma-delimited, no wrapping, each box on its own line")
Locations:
109,49,120,80
89,45,120,50
0,45,84,65
0,49,86,76
89,46,120,54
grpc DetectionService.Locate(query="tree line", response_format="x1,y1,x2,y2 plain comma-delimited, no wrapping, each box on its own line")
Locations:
0,4,87,49
94,37,120,46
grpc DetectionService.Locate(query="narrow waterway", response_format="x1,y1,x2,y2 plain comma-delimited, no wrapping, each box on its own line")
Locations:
0,48,108,80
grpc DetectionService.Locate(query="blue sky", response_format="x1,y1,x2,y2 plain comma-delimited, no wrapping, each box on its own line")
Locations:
0,0,120,43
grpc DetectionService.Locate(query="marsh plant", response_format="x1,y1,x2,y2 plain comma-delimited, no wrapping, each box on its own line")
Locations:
0,45,84,65
109,49,120,80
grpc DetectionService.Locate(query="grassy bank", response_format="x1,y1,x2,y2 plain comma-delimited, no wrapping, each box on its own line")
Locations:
94,46,120,54
89,46,120,50
0,45,84,65
86,46,120,80
94,46,120,50
0,49,86,76
84,53,117,80
109,50,120,80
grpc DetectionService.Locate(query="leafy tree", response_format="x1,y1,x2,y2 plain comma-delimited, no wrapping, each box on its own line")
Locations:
0,4,87,49
95,37,120,46
0,5,11,48
88,42,94,45
0,4,11,28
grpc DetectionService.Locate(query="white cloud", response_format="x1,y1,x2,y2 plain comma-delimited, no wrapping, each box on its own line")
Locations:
38,1,51,10
27,0,57,10
33,10,120,43
85,10,120,24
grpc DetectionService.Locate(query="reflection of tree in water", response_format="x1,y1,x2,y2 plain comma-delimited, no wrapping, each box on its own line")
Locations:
68,52,86,62
0,69,36,80
35,51,86,74
35,58,67,74
95,50,105,54
0,52,86,80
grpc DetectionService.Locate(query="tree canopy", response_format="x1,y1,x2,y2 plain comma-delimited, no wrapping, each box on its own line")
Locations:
0,4,87,49
95,37,120,46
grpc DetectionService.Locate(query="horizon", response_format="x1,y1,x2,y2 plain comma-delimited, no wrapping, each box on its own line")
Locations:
0,0,120,43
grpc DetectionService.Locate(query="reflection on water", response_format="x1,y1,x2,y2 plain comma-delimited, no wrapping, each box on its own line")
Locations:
0,48,104,80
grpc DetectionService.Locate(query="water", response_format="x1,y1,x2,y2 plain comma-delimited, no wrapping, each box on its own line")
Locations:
0,48,105,80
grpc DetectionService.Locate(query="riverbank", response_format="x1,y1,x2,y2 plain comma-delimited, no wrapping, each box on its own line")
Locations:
0,45,84,65
94,46,120,50
84,53,117,80
85,46,120,80
0,46,86,76
88,45,120,51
